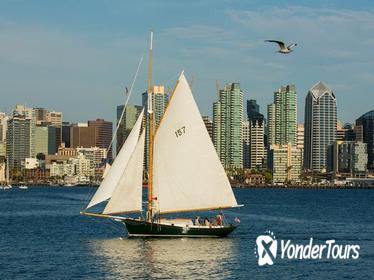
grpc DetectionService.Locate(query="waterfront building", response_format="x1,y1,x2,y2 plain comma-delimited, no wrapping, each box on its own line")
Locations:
76,147,107,169
34,125,57,156
297,124,304,164
356,110,374,170
24,158,39,169
11,105,36,158
116,104,143,153
34,108,49,125
0,113,8,161
266,103,275,147
6,113,33,171
72,153,93,178
304,82,337,172
337,122,355,141
0,158,5,183
268,85,297,146
70,123,96,149
202,116,213,142
249,117,265,169
142,85,168,170
247,99,260,120
268,144,302,183
0,142,5,157
327,141,368,176
242,121,250,169
45,143,77,165
34,126,48,156
88,119,113,159
49,161,75,178
213,83,243,169
0,112,8,142
49,153,92,178
13,105,34,120
213,101,221,157
354,124,364,142
48,111,63,149
246,100,266,169
62,122,71,147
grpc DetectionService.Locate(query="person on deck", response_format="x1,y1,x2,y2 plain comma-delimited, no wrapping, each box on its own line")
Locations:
216,214,223,226
204,217,210,226
194,216,200,226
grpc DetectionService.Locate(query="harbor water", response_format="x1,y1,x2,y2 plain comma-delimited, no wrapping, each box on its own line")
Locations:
1,187,373,279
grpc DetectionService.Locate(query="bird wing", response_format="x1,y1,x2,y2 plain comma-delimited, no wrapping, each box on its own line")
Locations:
265,40,286,50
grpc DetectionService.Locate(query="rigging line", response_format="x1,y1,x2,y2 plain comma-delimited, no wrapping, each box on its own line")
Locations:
82,55,145,210
106,54,144,159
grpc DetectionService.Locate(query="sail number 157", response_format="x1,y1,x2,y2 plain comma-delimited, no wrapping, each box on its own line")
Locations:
175,126,186,138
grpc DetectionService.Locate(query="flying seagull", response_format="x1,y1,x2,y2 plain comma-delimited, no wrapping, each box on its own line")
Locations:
265,40,297,54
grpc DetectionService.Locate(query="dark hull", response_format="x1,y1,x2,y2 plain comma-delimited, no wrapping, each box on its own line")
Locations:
123,219,236,238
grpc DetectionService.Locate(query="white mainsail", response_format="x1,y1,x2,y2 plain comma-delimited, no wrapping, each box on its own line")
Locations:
87,109,144,209
153,72,239,214
103,130,145,215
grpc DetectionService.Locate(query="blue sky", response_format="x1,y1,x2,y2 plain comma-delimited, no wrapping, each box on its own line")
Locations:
1,0,373,125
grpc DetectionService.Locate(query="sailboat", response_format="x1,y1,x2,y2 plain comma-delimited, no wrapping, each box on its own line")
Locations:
81,33,242,237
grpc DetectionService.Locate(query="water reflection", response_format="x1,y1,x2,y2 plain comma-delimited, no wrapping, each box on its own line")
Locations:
90,237,238,279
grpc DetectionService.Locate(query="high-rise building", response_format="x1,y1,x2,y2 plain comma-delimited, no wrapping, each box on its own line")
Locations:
0,142,5,157
354,124,364,142
356,110,374,170
0,157,5,183
268,85,297,146
62,122,71,147
32,108,62,149
0,112,9,142
327,141,367,176
116,104,143,153
6,115,33,171
304,82,337,172
213,102,221,156
70,123,96,149
213,83,243,169
337,122,355,141
34,125,57,156
247,99,260,120
48,111,62,149
297,123,304,163
202,116,213,142
242,121,250,169
249,117,265,169
12,105,36,158
246,100,265,169
34,108,49,125
266,103,275,147
268,143,302,183
34,126,49,156
142,85,168,171
88,119,113,159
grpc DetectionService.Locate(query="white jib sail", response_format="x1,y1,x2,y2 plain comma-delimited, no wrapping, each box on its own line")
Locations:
153,72,239,214
87,109,144,209
103,129,145,215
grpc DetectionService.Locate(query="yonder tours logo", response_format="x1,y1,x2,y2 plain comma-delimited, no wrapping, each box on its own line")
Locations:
255,231,360,266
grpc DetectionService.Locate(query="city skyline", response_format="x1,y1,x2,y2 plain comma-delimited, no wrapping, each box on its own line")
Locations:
1,1,373,126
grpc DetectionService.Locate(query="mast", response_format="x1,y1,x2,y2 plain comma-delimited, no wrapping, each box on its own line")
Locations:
147,30,154,220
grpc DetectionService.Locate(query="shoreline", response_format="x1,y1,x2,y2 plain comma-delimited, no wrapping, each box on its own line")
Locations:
233,184,374,189
3,183,374,189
